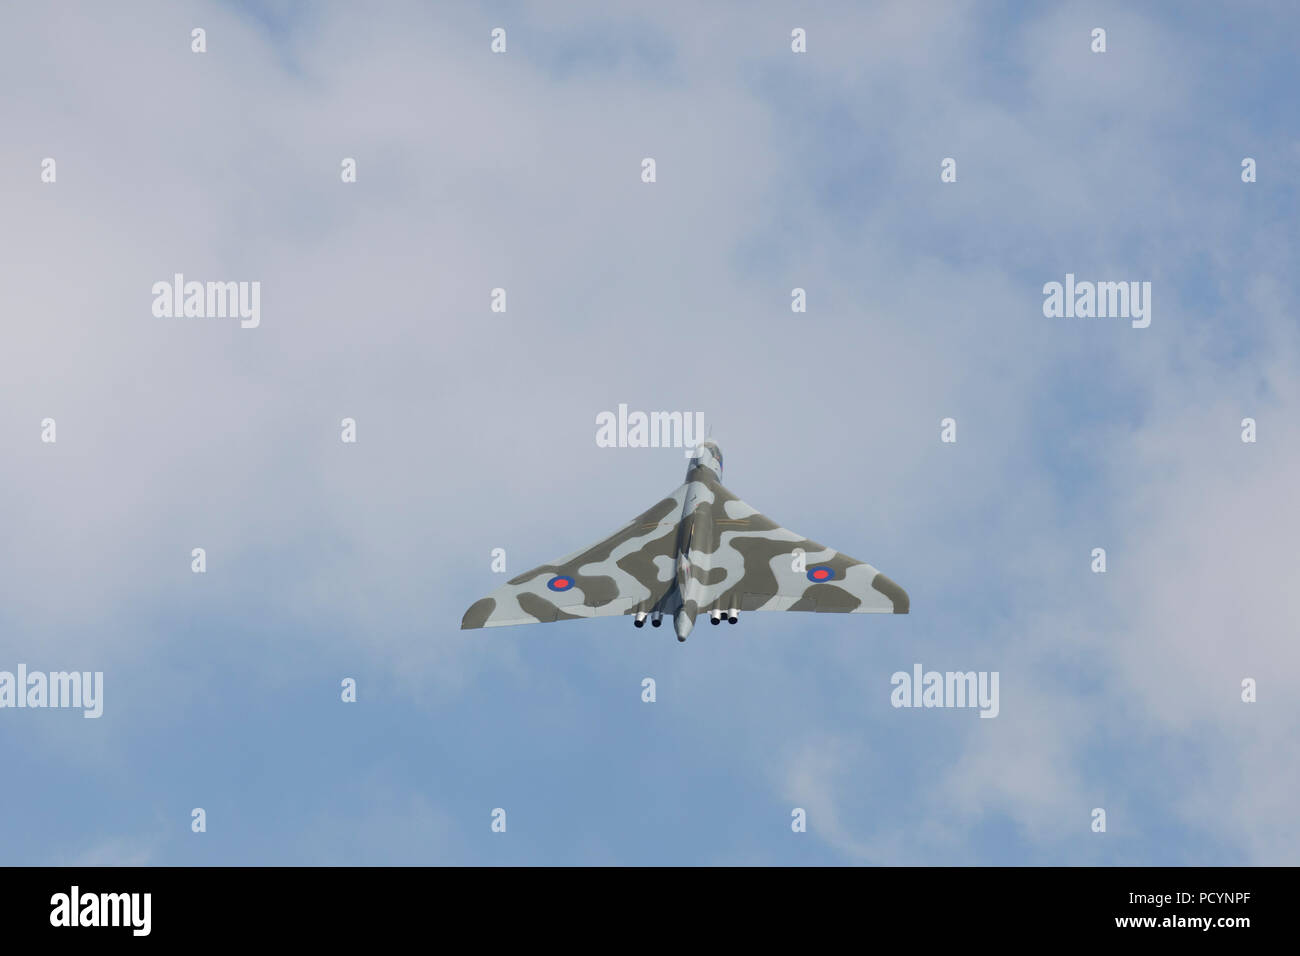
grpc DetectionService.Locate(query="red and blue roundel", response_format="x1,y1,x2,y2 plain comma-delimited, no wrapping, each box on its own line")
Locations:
547,575,575,592
806,565,836,583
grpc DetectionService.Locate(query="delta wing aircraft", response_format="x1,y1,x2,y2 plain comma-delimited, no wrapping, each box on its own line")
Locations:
461,441,908,642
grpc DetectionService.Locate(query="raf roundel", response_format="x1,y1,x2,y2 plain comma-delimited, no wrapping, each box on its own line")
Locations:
806,565,836,583
547,576,575,592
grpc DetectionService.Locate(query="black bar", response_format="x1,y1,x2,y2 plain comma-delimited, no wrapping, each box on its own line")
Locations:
0,866,1281,942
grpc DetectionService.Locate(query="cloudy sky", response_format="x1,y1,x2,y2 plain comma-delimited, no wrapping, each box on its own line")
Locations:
2,0,1297,865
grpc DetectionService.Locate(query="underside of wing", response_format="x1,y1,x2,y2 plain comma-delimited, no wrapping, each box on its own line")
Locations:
697,482,908,614
460,485,687,629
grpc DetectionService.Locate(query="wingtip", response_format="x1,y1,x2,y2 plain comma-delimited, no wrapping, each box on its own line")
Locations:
461,597,497,630
870,573,909,614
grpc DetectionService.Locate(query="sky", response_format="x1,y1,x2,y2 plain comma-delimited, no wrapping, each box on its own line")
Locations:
1,0,1297,865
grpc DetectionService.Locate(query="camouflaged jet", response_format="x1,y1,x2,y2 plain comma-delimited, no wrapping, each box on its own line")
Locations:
461,441,908,641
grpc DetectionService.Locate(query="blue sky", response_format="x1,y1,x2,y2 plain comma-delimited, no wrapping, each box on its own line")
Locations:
1,0,1297,865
